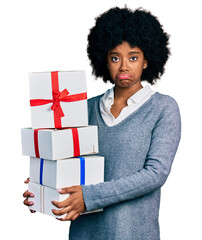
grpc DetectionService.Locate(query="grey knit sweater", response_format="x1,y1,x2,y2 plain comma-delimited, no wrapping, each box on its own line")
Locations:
69,92,181,240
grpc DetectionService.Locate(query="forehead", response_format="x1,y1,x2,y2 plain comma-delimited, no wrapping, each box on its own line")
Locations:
109,41,143,54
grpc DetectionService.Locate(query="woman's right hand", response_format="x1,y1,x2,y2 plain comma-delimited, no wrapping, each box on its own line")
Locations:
23,178,36,213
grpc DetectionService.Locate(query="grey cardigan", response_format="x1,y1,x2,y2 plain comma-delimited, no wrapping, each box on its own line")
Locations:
69,92,181,240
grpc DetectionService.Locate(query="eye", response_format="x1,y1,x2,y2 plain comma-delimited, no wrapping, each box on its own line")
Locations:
111,56,119,62
130,56,138,61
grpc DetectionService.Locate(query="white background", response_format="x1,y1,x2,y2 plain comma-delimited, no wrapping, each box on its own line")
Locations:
1,0,202,239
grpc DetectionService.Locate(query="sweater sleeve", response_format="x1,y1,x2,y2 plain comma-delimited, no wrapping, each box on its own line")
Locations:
82,97,181,211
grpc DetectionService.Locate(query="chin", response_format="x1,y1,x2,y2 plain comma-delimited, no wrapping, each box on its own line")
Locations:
117,81,137,88
120,83,133,88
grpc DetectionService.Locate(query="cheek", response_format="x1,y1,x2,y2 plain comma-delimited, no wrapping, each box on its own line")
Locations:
132,62,145,74
108,64,118,77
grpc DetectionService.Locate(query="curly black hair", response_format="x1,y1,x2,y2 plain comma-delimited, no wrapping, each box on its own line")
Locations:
87,7,170,85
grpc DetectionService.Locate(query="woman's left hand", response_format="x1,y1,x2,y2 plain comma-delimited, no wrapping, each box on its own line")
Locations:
51,185,85,221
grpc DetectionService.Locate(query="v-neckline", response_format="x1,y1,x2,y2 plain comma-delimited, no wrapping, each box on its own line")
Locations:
96,92,159,129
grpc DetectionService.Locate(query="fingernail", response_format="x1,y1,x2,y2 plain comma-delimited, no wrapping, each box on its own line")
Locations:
29,201,34,205
57,189,62,193
30,193,34,197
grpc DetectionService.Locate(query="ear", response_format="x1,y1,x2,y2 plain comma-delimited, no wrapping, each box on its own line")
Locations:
143,58,148,69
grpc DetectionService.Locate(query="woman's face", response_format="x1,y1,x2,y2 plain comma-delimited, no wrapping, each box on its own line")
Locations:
107,41,147,89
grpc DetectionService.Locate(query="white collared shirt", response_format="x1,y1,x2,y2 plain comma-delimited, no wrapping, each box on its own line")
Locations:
99,85,155,126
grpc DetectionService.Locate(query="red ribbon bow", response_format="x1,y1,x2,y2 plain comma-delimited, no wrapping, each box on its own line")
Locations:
30,71,87,128
51,89,69,118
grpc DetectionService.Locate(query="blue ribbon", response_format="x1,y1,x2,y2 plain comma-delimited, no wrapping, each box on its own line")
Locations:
39,157,85,186
40,158,44,185
79,157,85,185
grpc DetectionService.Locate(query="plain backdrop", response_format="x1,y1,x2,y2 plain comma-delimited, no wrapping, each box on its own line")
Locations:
1,0,202,239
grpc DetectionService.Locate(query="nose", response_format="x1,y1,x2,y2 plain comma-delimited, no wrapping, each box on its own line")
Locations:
120,58,128,72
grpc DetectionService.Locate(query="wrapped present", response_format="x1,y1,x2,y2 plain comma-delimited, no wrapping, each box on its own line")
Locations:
21,126,98,160
28,182,103,218
29,71,88,128
30,156,104,189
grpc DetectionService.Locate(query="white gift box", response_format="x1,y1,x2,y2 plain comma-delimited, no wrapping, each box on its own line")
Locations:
21,126,98,160
28,181,68,218
29,71,88,129
30,155,105,189
28,182,103,218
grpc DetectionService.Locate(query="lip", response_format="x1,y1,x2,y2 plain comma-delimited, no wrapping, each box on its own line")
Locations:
116,74,131,80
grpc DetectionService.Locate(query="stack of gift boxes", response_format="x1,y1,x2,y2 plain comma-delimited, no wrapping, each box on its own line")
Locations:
21,71,104,218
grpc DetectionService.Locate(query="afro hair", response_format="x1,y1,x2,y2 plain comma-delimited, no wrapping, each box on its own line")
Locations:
87,7,170,85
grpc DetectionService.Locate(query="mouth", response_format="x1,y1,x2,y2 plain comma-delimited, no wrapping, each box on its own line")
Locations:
116,74,132,80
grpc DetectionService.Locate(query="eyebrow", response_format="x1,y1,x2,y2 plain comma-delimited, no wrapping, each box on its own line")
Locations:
109,51,140,55
129,51,140,54
109,52,119,55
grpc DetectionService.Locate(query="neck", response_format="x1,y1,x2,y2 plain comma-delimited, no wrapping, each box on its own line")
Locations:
114,82,143,102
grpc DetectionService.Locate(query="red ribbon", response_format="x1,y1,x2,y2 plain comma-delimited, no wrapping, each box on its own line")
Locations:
71,128,80,157
34,128,80,158
34,129,40,158
30,71,87,128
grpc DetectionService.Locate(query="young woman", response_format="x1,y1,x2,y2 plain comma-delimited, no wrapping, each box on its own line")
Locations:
23,7,181,240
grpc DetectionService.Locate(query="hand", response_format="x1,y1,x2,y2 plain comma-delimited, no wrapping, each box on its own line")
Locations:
23,178,36,213
51,185,85,221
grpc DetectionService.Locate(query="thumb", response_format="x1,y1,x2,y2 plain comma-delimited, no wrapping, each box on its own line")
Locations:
57,188,69,194
57,186,79,194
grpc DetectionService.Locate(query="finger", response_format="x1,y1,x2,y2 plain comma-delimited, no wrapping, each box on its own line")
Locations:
57,188,70,194
56,210,76,221
51,200,59,208
23,190,29,198
64,210,78,221
24,178,30,184
51,197,69,209
30,209,36,213
23,198,34,206
57,186,78,194
23,190,34,198
71,213,80,221
52,206,72,216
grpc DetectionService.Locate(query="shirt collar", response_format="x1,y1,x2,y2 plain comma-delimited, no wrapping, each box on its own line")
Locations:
101,87,115,107
102,85,153,106
129,85,153,104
